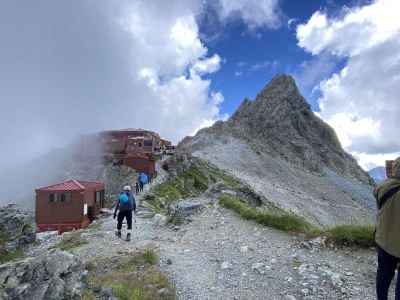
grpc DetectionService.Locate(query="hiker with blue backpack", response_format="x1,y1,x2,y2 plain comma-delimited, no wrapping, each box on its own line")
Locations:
113,185,136,241
138,172,148,192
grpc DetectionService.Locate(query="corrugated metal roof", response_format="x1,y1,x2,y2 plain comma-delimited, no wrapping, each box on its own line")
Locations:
78,180,105,190
36,180,104,192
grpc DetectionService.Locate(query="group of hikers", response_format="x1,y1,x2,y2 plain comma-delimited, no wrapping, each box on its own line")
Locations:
111,158,400,299
135,171,155,194
113,171,155,241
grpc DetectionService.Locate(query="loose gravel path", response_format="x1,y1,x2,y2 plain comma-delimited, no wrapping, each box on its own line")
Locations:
32,162,393,300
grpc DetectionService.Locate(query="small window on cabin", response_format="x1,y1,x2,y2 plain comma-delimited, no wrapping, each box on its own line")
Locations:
49,193,55,203
60,193,66,202
138,143,142,147
144,140,152,147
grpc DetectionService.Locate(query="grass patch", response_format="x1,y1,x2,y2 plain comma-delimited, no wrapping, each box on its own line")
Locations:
152,158,244,207
219,194,375,248
219,194,316,234
85,250,175,300
326,225,375,248
153,163,209,203
55,231,88,251
81,289,96,300
142,248,158,265
0,248,24,264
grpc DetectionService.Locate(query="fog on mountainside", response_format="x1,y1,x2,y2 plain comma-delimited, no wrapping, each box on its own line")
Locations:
0,135,105,209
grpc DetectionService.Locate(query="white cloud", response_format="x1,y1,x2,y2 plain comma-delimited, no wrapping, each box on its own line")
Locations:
294,54,337,92
353,152,400,171
297,0,400,168
118,1,226,143
297,0,400,56
215,0,282,30
0,0,226,171
191,54,222,75
250,60,278,72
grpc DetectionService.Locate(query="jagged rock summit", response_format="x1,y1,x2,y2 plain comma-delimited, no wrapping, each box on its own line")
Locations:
179,74,375,226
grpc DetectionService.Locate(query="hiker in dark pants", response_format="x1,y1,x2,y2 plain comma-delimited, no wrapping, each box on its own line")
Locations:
139,180,144,192
113,185,136,241
135,181,140,194
375,157,400,300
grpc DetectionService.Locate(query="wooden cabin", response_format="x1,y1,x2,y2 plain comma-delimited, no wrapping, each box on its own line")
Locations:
35,180,105,233
98,128,170,175
123,154,156,175
101,129,162,156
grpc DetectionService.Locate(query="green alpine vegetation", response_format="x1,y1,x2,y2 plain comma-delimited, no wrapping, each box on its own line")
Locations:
219,194,375,248
219,194,317,234
85,249,175,300
55,231,88,251
145,157,247,213
326,225,375,248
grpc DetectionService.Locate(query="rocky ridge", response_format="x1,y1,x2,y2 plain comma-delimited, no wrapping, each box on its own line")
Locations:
179,75,375,226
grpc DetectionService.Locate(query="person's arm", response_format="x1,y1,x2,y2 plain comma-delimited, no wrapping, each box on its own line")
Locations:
113,198,120,218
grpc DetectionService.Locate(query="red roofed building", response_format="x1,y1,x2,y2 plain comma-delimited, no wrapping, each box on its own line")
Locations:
35,180,105,233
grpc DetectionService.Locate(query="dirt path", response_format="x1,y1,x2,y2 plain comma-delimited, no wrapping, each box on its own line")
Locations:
33,161,388,300
74,196,381,300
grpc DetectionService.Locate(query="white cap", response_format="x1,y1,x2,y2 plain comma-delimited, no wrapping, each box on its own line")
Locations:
123,185,131,191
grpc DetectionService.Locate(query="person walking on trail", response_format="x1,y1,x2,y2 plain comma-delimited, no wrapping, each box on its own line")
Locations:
135,181,140,194
138,172,148,192
138,174,143,192
114,185,136,241
375,157,400,300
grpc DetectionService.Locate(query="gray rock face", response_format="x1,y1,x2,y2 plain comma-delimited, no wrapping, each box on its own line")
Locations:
0,250,84,300
179,75,376,225
0,205,35,253
186,75,371,184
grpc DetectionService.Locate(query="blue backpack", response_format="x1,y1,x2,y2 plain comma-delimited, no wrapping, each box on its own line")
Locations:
119,192,129,204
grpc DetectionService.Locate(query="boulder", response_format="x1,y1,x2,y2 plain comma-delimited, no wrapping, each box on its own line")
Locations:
0,250,85,300
176,200,204,216
0,205,35,253
153,214,168,226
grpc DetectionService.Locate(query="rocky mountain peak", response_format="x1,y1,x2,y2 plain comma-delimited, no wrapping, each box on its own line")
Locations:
231,74,311,124
184,74,372,185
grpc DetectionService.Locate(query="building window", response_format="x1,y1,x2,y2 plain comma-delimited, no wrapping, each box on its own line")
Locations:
60,193,66,202
49,193,56,203
60,192,72,203
49,192,71,203
144,140,152,147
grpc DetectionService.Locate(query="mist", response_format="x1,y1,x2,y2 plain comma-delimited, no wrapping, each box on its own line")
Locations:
0,0,224,205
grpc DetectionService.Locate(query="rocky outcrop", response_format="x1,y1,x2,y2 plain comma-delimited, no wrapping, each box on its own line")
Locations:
179,75,375,226
0,250,85,300
0,205,35,253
